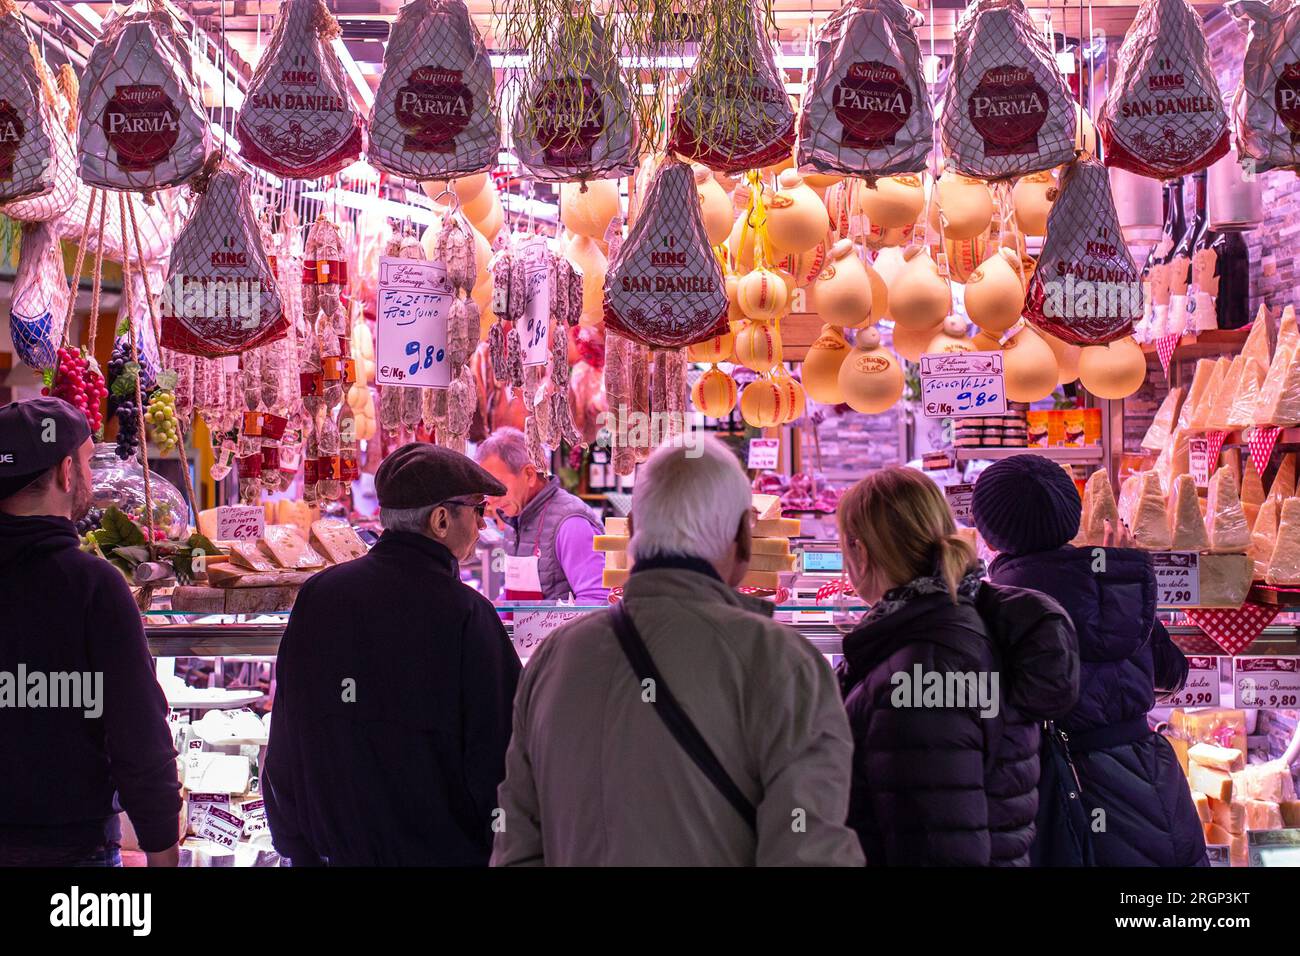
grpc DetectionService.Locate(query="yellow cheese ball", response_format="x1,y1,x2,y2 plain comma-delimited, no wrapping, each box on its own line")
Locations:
863,256,889,324
1012,170,1056,237
725,273,745,323
816,239,874,328
567,236,609,326
889,247,951,331
891,319,944,362
740,379,785,427
473,190,504,242
462,183,497,224
803,171,843,190
728,212,759,273
1039,328,1082,385
944,233,989,284
1002,325,1060,403
964,248,1026,334
802,324,851,404
733,320,783,372
771,367,806,423
686,330,735,364
1077,335,1146,399
855,173,926,229
692,367,738,417
767,169,831,255
926,316,975,354
737,268,789,322
928,171,994,241
560,179,620,240
421,173,487,205
694,165,733,246
838,327,904,413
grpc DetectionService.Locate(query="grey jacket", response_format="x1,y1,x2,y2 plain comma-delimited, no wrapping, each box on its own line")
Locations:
490,566,865,866
503,477,603,600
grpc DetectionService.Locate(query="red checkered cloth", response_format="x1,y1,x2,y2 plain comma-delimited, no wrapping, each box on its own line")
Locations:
1183,601,1281,655
1250,426,1282,472
1156,334,1180,378
815,579,858,603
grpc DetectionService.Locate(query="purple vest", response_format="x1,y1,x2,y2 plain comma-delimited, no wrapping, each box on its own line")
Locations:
506,478,602,600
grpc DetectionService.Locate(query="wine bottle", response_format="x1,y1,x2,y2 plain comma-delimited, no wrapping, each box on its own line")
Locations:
1141,180,1173,282
1212,230,1251,330
1170,173,1207,299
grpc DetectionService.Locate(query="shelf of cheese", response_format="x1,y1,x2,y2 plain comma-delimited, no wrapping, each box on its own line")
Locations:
1139,326,1252,359
954,446,1104,463
594,494,800,591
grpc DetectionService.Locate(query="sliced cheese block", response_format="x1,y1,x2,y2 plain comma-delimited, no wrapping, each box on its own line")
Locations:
751,537,791,556
259,525,326,570
1280,800,1300,827
1228,358,1267,429
1245,799,1284,831
1141,386,1184,452
1205,466,1250,553
1189,357,1229,429
604,550,628,571
1254,343,1300,425
603,568,630,588
1198,553,1252,607
277,500,316,538
1232,760,1298,802
310,520,368,564
1279,304,1298,356
753,517,801,537
1082,469,1119,546
1190,763,1234,802
750,552,798,573
1193,791,1212,825
1208,797,1245,834
604,516,629,535
1167,474,1209,551
1118,472,1144,530
1206,355,1244,430
1132,471,1173,550
1178,360,1217,432
1251,497,1281,579
197,507,219,541
1266,497,1300,585
1189,742,1246,773
1272,453,1297,501
229,541,276,573
593,535,628,551
751,494,782,521
1204,821,1233,847
1242,307,1272,371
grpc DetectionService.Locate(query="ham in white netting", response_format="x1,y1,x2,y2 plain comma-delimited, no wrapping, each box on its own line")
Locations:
512,13,637,181
797,0,933,178
1024,158,1141,345
941,0,1077,180
670,8,795,173
52,183,175,265
78,4,210,191
1099,0,1228,178
1229,0,1300,174
603,159,729,348
0,6,61,204
9,221,68,370
161,168,285,357
0,62,76,223
369,0,498,180
235,0,366,179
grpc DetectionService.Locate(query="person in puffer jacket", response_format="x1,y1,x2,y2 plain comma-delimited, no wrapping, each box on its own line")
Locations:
837,467,1079,865
972,454,1208,867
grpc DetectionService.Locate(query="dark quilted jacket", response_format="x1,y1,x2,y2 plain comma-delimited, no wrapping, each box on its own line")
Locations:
840,584,1077,866
989,546,1208,867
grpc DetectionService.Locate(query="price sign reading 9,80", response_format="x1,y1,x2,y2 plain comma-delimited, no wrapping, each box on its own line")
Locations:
918,352,1006,419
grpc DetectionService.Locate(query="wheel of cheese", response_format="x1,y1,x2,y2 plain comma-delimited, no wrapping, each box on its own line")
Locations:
891,319,944,362
734,320,783,372
1012,170,1056,237
855,173,926,229
802,324,850,404
567,235,608,326
815,239,874,328
422,173,488,205
737,268,789,322
686,329,735,364
1002,326,1060,403
560,179,620,240
838,327,904,413
767,170,831,256
740,378,785,427
964,248,1026,334
888,246,951,331
1077,335,1146,399
728,212,758,273
692,367,738,417
1039,328,1081,385
926,316,975,354
927,171,994,242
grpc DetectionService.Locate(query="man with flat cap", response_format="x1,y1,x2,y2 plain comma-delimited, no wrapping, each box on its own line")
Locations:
265,441,521,866
0,398,181,866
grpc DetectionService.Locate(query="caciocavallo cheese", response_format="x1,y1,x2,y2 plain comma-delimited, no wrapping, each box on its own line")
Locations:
1206,466,1251,553
1168,473,1209,551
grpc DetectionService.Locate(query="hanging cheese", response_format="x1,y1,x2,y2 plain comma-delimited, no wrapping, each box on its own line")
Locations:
1001,324,1059,403
1133,470,1175,549
1012,170,1056,237
691,367,738,417
944,233,989,283
1207,355,1246,430
1254,343,1300,425
1082,468,1120,546
560,179,620,241
1228,358,1267,429
1040,329,1081,385
740,378,787,427
567,235,608,327
815,239,874,328
772,367,807,422
733,320,783,372
963,247,1026,334
1251,496,1281,578
694,166,733,246
1077,336,1147,400
1266,497,1300,583
928,170,995,241
856,174,926,229
888,246,951,330
1191,356,1231,429
926,315,976,354
766,170,830,255
838,326,904,413
781,240,832,289
1207,465,1252,553
1169,473,1210,551
1143,386,1185,452
727,212,759,273
863,257,889,323
737,268,790,322
803,324,851,404
888,318,942,362
686,330,735,364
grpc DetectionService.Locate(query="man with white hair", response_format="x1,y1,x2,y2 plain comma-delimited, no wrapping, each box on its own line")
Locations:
491,436,863,866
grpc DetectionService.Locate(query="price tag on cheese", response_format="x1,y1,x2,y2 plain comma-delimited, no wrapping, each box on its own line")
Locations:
512,610,587,656
945,483,974,524
375,256,453,388
216,505,265,541
1153,551,1199,606
747,438,780,471
240,798,268,839
1233,656,1300,708
518,237,551,367
1166,655,1221,708
1189,437,1211,487
919,351,1006,418
197,805,244,849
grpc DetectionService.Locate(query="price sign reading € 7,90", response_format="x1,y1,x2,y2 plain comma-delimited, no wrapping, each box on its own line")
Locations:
1152,551,1200,606
919,351,1006,418
374,256,454,389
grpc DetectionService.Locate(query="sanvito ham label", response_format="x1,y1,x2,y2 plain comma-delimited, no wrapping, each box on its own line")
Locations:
834,62,913,147
1230,0,1300,172
968,65,1048,156
395,68,472,151
1275,63,1300,136
104,85,180,170
0,99,24,182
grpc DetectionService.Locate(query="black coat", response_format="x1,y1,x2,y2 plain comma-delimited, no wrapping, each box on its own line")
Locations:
264,531,521,866
840,584,1077,866
990,546,1207,867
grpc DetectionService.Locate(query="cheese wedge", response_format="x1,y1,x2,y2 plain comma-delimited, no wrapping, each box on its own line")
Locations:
1168,474,1209,551
1228,358,1267,430
751,494,782,521
1242,455,1265,521
1245,799,1284,831
1132,471,1173,550
1207,354,1244,430
277,500,315,538
1082,469,1119,546
593,535,628,551
1208,797,1245,834
1233,760,1298,802
258,525,326,570
229,541,276,573
1273,453,1297,500
1190,742,1246,773
1206,466,1251,553
1190,357,1230,429
1266,497,1300,584
1118,472,1144,529
310,520,368,564
1242,307,1272,371
1142,386,1184,452
1178,360,1217,432
753,517,801,537
750,552,798,573
1251,497,1281,579
1190,763,1234,802
751,537,792,556
1193,791,1212,825
1204,821,1233,847
1254,343,1300,425
1279,303,1298,356
197,508,219,541
604,516,629,535
1198,553,1252,606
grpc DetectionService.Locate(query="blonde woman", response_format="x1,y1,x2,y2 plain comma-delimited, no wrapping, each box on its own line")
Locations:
836,466,1077,866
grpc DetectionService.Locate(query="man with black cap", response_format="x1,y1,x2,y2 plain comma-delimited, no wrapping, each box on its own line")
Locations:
264,441,521,866
0,397,181,866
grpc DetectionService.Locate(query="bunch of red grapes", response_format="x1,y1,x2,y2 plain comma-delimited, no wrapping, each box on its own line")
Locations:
43,347,106,432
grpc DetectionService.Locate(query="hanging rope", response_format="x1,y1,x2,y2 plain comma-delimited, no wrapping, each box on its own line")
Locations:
60,189,101,347
118,191,156,561
79,191,110,359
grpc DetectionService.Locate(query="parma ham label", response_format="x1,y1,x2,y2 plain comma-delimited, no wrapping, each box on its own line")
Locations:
968,65,1048,156
1276,62,1300,141
532,78,605,167
0,99,23,181
104,85,180,170
834,62,913,147
395,67,473,152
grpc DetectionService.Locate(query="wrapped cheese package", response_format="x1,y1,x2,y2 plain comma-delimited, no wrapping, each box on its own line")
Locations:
1229,0,1300,174
1133,470,1174,549
1169,473,1210,551
368,0,499,180
1254,343,1300,425
1199,553,1253,607
1207,465,1251,553
1142,386,1184,451
940,0,1077,180
1099,0,1229,178
1251,496,1280,578
797,0,933,178
1081,468,1120,546
1266,497,1300,584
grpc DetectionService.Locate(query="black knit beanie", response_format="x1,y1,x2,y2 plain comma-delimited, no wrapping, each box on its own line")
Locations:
971,453,1082,555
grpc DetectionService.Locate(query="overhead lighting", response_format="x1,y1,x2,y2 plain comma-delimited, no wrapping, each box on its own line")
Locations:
490,52,817,70
301,189,442,226
332,38,375,109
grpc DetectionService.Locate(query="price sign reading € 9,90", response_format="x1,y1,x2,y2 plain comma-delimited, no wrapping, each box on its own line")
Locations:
375,256,454,389
918,351,1006,418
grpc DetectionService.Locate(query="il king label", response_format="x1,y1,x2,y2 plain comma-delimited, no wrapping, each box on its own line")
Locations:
968,65,1048,157
1276,62,1300,141
532,77,605,166
833,61,912,148
396,66,473,152
104,84,180,170
0,98,23,181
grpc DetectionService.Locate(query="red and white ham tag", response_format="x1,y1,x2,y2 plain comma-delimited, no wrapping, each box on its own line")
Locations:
1230,0,1300,174
603,159,729,348
0,10,66,206
941,0,1077,180
369,0,499,180
797,0,933,178
1099,0,1229,178
235,0,366,179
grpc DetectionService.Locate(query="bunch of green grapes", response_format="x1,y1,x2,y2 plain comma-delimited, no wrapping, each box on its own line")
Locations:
146,390,179,455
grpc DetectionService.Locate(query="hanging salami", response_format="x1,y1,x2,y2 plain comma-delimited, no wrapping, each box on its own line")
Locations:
235,0,366,179
941,0,1077,180
369,0,498,180
77,3,210,191
1024,158,1141,346
512,12,637,181
603,159,729,348
670,7,796,173
1228,0,1300,174
797,0,933,178
1099,0,1229,179
8,221,68,370
0,3,63,204
160,168,285,357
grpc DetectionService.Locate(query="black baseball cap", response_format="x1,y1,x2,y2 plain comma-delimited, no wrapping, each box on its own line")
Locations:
375,442,507,509
0,398,92,499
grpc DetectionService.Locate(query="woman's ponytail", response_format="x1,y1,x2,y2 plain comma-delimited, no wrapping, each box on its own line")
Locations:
935,534,977,603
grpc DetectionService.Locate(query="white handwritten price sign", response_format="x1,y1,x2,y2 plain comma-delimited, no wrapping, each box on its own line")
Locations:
918,351,1006,418
513,610,586,656
375,256,453,388
1189,437,1211,488
216,505,265,541
1167,655,1221,708
747,438,780,471
1234,656,1300,708
945,483,975,524
518,237,552,367
1153,551,1200,606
